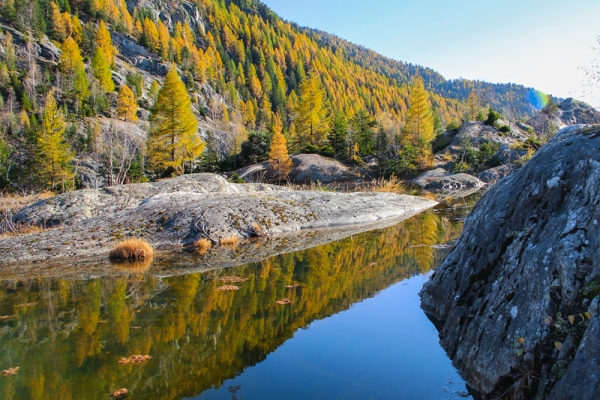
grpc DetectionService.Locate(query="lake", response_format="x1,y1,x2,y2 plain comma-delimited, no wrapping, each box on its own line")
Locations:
0,200,474,399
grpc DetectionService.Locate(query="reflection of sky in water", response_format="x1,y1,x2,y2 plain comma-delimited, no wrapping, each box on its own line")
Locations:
0,202,473,400
197,274,469,400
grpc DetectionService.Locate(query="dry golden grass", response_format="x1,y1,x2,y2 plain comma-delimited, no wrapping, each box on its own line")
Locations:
365,176,406,194
109,238,154,261
0,191,54,214
0,191,55,238
219,236,239,248
193,238,212,254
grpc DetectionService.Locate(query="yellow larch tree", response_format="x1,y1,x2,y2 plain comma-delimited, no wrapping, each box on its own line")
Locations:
117,84,138,121
268,114,292,181
466,91,480,121
96,21,117,67
59,37,83,74
295,74,329,148
403,76,434,144
37,92,74,191
147,67,198,175
92,47,115,92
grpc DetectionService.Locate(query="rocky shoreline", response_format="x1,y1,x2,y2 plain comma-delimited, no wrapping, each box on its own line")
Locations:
420,125,600,399
0,173,437,271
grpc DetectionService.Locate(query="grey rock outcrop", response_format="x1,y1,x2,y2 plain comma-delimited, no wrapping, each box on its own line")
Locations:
2,173,436,266
477,164,518,185
420,125,600,399
557,98,600,125
414,168,484,197
526,98,600,136
235,154,360,184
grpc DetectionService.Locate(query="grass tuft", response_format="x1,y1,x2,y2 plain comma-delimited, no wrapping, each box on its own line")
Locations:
365,176,406,194
193,238,212,254
109,238,153,261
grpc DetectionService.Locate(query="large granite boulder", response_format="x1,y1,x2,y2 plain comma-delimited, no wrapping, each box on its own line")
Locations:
420,125,600,399
235,154,360,184
414,168,484,197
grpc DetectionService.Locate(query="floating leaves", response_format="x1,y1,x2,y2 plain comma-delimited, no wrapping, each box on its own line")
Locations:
585,312,592,320
276,298,293,305
517,337,526,344
214,285,240,292
0,315,12,320
110,388,129,399
544,316,553,325
217,276,248,283
568,315,575,325
285,284,300,289
118,355,152,365
554,342,563,351
2,367,19,376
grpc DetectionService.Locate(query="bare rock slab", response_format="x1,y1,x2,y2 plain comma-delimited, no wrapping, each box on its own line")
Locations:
2,174,436,265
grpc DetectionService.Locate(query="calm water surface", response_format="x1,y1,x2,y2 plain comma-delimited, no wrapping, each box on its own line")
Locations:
0,201,474,399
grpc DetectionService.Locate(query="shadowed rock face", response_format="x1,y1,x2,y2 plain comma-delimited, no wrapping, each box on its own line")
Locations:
420,125,600,399
2,173,436,266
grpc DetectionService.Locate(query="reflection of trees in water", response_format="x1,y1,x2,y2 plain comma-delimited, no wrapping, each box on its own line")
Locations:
0,211,463,400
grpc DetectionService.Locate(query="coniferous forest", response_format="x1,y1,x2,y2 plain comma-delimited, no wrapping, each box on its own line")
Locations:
0,0,546,192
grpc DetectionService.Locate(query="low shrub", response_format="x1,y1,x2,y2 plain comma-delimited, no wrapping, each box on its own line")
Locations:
109,238,153,261
194,238,212,254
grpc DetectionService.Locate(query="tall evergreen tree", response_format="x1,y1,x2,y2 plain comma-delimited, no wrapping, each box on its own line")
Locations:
327,113,348,159
200,130,219,172
351,110,377,156
147,67,198,175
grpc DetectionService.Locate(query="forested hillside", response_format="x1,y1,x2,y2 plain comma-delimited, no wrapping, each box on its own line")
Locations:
0,0,546,192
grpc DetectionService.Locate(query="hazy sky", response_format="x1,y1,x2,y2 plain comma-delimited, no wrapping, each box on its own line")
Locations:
261,0,600,107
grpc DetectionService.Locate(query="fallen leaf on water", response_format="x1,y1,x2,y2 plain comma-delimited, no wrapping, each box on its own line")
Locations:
544,316,553,325
2,367,19,376
554,342,563,351
218,276,248,283
0,315,12,320
276,298,293,305
118,355,152,365
517,337,526,344
568,315,575,325
214,285,240,292
109,388,129,399
285,285,300,289
131,326,141,329
585,312,592,320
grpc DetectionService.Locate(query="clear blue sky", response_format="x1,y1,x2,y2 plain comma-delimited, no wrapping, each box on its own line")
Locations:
261,0,600,107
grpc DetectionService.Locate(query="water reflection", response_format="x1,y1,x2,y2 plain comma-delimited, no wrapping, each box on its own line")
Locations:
0,206,465,400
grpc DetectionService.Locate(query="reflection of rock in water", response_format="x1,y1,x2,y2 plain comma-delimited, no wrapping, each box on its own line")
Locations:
0,207,466,400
